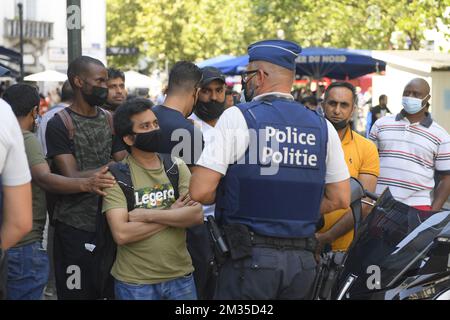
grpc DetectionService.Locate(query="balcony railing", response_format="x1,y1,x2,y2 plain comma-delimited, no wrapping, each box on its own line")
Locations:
4,18,53,41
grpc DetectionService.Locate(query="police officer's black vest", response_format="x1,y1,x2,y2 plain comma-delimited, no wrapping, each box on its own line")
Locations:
215,96,328,238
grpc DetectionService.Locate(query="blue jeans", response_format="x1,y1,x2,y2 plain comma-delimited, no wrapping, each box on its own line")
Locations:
115,273,197,300
6,241,49,300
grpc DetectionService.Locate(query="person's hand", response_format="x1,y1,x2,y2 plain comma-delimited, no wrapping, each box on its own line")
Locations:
128,209,149,223
170,193,198,209
315,232,333,262
83,166,116,196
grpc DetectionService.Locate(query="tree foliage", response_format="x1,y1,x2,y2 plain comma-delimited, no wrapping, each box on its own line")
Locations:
106,0,450,70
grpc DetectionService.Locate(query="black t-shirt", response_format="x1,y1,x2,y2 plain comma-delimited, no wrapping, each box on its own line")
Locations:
46,108,125,159
152,105,204,165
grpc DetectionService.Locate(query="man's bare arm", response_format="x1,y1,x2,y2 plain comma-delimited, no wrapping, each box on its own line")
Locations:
432,174,450,211
320,178,350,214
189,166,222,204
53,154,108,179
1,183,32,250
106,208,167,246
129,202,203,228
31,163,115,196
317,173,377,245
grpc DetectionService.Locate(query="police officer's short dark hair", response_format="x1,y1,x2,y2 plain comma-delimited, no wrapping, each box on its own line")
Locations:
3,83,40,117
167,61,202,95
323,82,358,106
113,98,154,141
108,68,125,82
60,80,74,102
67,55,105,88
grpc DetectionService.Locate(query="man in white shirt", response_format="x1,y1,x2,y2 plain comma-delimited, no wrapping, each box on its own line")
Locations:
189,66,227,300
0,98,33,250
0,92,33,299
370,78,450,213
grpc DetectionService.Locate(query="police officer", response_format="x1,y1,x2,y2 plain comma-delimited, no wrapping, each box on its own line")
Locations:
190,39,351,300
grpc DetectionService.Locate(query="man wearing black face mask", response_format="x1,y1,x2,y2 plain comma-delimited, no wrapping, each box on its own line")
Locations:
151,61,207,299
317,82,379,253
46,56,127,299
191,67,226,127
188,66,226,299
3,83,116,300
103,98,202,300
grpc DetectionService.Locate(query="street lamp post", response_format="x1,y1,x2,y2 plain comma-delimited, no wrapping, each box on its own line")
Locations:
66,0,82,64
18,3,24,82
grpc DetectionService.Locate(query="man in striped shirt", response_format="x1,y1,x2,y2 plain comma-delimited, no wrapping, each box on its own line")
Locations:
370,78,450,212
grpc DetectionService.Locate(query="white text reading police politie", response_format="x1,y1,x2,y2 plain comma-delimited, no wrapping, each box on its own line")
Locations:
261,125,318,167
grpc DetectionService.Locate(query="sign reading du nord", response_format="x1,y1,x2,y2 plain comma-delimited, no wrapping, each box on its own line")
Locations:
296,55,347,64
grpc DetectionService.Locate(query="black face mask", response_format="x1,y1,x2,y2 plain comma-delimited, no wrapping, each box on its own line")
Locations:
326,117,349,131
81,82,108,107
241,78,257,102
194,100,226,122
133,129,161,153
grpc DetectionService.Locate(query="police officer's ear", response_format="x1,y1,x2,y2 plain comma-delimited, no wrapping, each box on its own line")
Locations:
256,69,269,84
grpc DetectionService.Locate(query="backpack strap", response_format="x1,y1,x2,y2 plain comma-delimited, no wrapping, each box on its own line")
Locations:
160,153,180,200
58,107,115,141
57,108,75,141
108,163,134,211
100,108,115,135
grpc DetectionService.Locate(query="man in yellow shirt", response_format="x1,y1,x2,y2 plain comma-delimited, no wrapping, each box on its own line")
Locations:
317,82,380,251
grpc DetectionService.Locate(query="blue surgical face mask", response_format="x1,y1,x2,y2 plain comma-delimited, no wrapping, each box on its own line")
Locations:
402,95,429,114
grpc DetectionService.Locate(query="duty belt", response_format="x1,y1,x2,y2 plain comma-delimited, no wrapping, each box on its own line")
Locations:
249,231,317,252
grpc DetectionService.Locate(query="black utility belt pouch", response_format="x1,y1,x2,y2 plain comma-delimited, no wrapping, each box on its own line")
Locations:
223,224,252,261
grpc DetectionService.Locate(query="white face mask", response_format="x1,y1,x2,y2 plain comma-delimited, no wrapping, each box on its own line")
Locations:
402,95,428,114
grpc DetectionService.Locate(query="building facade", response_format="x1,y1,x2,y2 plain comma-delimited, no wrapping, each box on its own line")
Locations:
0,0,106,76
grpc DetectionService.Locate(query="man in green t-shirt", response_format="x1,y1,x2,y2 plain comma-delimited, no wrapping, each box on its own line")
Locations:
3,84,115,300
103,98,203,300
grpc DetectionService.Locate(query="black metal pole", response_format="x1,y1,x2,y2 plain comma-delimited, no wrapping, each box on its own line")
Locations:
66,0,82,64
18,3,24,82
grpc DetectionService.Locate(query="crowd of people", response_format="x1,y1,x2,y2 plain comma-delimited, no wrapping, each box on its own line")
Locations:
0,38,449,301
